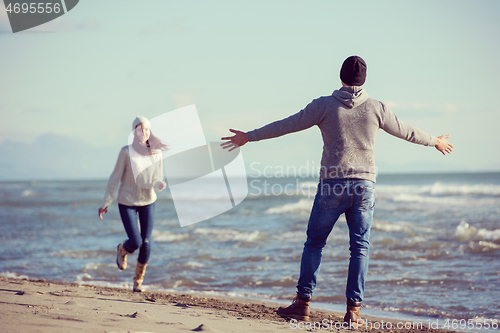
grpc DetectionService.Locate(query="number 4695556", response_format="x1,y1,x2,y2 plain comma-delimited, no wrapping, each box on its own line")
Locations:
5,2,61,14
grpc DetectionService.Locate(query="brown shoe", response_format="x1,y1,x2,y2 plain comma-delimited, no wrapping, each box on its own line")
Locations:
277,293,311,321
343,300,364,327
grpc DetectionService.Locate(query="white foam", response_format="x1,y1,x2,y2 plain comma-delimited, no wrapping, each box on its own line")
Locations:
74,273,93,282
83,262,99,270
393,194,466,205
377,182,500,197
21,190,35,197
190,289,275,301
74,278,130,289
82,262,115,271
73,277,158,292
406,236,428,243
0,271,30,280
194,228,260,242
371,221,433,234
372,221,406,232
50,250,106,259
478,241,500,248
475,241,500,250
185,261,204,268
274,231,306,242
265,198,313,214
152,230,190,242
424,182,500,196
455,221,500,241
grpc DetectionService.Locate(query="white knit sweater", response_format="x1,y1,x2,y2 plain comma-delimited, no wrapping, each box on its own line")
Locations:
101,146,164,208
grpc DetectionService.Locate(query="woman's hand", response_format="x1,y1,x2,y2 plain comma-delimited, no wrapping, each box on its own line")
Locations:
154,181,167,191
98,207,107,220
221,129,248,152
435,135,454,155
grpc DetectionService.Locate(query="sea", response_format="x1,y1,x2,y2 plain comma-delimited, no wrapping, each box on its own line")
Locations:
1,172,499,330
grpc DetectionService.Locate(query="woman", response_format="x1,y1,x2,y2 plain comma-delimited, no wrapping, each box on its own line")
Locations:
98,116,167,292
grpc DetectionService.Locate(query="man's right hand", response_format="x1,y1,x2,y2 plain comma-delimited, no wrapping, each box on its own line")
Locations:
435,135,453,155
98,207,107,220
221,129,248,152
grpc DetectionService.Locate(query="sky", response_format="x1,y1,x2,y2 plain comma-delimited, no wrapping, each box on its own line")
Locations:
1,0,499,178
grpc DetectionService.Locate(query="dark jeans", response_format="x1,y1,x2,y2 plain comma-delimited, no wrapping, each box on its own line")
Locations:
297,179,375,302
118,203,155,264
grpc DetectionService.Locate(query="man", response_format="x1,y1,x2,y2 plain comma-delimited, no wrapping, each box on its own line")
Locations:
221,56,453,323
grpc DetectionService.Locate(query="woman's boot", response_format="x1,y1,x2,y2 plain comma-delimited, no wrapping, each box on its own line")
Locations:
116,243,130,270
133,262,148,292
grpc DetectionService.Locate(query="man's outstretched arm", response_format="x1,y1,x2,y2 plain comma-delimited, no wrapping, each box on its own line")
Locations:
379,102,454,155
221,100,321,151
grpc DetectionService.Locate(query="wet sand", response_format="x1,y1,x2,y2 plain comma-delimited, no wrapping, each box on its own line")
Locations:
0,277,454,333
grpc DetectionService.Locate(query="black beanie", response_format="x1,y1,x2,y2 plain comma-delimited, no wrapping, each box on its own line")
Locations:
340,56,367,86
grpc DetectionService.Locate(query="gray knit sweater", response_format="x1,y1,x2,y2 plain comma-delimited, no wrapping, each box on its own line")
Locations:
247,86,437,182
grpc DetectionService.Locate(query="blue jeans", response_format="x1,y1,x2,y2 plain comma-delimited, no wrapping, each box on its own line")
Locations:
118,203,155,265
297,179,375,302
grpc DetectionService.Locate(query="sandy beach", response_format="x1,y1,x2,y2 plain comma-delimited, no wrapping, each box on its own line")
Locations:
0,276,456,333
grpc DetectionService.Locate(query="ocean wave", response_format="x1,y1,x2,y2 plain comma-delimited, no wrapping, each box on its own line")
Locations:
74,276,131,289
372,221,407,232
147,286,278,301
274,231,306,242
50,250,110,259
455,221,500,242
265,198,313,215
371,221,433,234
463,241,500,254
422,183,500,196
0,271,30,280
194,228,260,242
377,182,500,198
74,272,93,282
152,230,190,242
0,183,25,190
185,261,205,268
21,190,36,197
83,262,116,271
375,304,462,321
392,194,467,205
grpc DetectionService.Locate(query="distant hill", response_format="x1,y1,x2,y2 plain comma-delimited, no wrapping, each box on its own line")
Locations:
0,134,118,180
